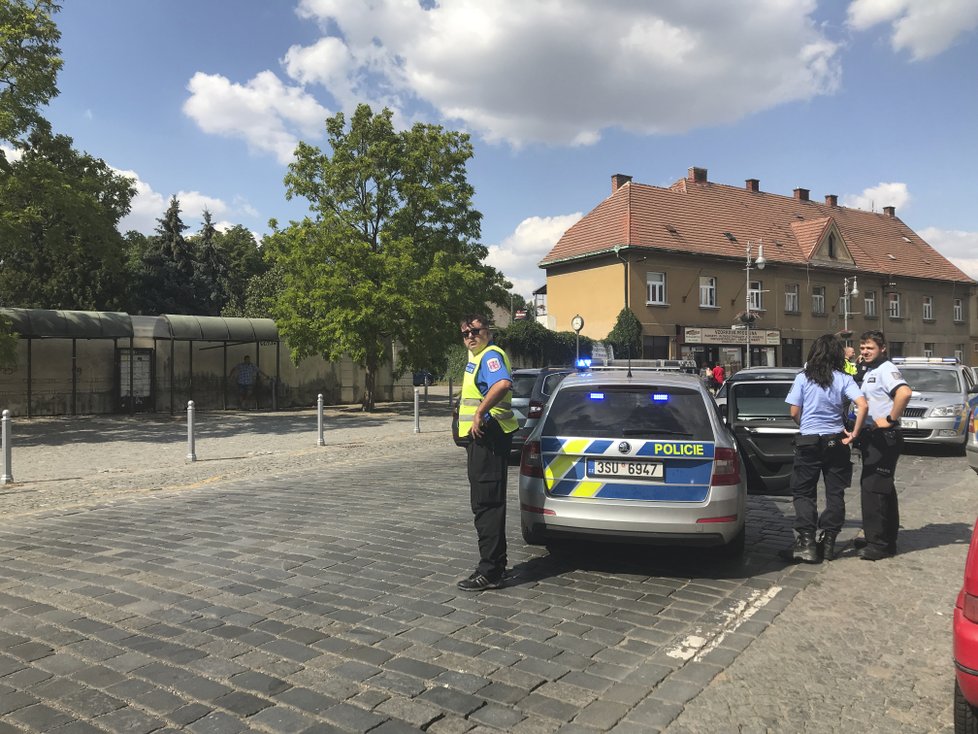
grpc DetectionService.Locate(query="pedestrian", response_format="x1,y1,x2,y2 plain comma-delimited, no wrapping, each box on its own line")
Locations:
456,314,518,592
229,355,266,409
712,363,725,391
843,346,858,377
780,334,868,563
855,330,912,561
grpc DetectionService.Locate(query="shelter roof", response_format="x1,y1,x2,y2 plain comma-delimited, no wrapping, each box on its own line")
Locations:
0,309,132,339
158,315,278,342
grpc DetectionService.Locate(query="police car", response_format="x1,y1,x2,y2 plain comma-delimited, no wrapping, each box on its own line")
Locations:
891,357,978,454
518,362,746,557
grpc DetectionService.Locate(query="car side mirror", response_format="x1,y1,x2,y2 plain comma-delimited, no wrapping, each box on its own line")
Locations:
970,384,978,395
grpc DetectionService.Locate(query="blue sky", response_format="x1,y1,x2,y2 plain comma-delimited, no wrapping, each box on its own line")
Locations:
42,0,978,297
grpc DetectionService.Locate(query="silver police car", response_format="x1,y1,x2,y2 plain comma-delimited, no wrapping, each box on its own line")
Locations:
518,366,746,557
891,358,977,454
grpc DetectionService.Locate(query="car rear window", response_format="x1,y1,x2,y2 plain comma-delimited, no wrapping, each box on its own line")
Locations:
542,386,714,440
541,372,570,396
899,367,961,393
730,382,793,420
511,374,538,399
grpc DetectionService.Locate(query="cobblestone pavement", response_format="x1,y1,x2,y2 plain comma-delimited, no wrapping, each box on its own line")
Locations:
0,406,972,732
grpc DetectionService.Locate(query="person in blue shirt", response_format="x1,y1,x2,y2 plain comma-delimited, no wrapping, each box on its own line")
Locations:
781,334,868,563
456,314,517,592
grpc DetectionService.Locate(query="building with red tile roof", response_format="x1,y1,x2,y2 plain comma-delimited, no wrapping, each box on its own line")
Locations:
539,167,975,369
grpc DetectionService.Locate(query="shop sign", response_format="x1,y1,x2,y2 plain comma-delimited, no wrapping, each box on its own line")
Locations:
683,327,780,345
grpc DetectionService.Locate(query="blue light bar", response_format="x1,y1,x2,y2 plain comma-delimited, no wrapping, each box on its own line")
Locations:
576,358,592,370
651,393,669,403
589,392,605,401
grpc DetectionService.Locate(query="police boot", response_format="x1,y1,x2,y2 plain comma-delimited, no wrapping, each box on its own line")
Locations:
792,530,820,564
818,530,838,561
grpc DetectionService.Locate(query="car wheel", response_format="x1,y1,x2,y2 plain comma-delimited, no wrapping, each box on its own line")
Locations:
955,680,978,733
715,526,746,560
521,522,546,546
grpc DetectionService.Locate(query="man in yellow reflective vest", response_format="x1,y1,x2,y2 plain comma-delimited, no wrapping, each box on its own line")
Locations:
457,314,518,592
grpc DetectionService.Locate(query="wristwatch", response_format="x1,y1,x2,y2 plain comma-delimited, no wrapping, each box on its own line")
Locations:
886,415,898,425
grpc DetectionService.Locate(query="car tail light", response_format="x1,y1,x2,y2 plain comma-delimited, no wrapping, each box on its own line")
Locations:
527,400,544,419
711,447,740,486
521,440,544,478
965,592,978,623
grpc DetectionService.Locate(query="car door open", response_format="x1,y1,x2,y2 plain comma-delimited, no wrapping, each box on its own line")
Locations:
727,380,797,495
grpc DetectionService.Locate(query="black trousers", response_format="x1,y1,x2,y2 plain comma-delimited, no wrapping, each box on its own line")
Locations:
465,421,513,579
859,427,902,553
790,434,852,534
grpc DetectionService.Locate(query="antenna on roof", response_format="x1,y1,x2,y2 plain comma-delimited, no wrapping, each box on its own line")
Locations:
627,345,633,378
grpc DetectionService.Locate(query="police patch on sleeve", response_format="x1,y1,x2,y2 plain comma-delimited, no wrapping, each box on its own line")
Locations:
487,357,501,372
891,371,903,380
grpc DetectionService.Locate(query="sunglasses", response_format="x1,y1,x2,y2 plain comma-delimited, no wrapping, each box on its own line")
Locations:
460,328,485,339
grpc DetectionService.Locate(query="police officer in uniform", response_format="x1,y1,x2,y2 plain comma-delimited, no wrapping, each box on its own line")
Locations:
781,335,867,563
856,330,912,561
456,314,518,592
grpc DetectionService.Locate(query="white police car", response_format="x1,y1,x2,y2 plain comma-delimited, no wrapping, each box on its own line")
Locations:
891,357,978,454
518,362,746,557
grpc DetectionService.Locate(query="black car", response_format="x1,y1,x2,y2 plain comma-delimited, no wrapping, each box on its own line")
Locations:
413,370,434,387
720,368,800,495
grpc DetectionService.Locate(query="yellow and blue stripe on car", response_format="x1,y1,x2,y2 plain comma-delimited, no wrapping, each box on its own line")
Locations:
541,437,715,501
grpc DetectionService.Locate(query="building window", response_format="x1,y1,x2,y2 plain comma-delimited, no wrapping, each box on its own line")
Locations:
812,286,826,315
748,280,763,311
888,292,901,318
922,296,933,321
647,272,666,305
889,341,905,358
955,298,964,322
924,342,934,358
865,291,877,318
784,284,799,313
699,276,716,307
828,234,836,259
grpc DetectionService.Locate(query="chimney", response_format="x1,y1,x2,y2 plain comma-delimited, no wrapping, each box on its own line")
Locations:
746,178,760,192
883,205,896,217
825,194,838,206
793,187,810,202
611,173,632,193
688,167,708,184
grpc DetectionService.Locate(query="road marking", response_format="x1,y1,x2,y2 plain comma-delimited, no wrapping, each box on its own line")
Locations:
665,585,783,662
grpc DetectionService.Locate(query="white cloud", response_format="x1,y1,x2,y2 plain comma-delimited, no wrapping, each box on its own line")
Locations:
847,0,978,60
0,145,23,162
182,70,330,164
200,0,841,150
919,227,978,279
486,213,583,296
113,167,242,235
841,182,911,213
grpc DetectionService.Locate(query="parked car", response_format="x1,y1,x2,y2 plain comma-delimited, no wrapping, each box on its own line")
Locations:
714,367,800,412
722,369,799,496
451,366,573,457
413,370,434,387
954,518,978,730
518,368,747,556
891,357,977,455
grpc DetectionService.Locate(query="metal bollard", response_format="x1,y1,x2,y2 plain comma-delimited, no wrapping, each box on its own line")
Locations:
186,400,197,462
448,377,453,404
423,381,429,405
1,410,12,484
317,393,325,446
414,387,421,433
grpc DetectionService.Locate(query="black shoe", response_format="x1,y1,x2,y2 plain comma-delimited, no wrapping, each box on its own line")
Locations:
818,530,839,561
859,546,893,561
782,531,819,564
853,537,867,550
457,573,504,592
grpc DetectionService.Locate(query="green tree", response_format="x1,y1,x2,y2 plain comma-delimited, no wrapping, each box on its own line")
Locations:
494,319,593,367
215,224,266,302
0,0,62,143
269,104,508,410
132,196,200,314
191,209,230,315
606,307,643,359
0,128,135,309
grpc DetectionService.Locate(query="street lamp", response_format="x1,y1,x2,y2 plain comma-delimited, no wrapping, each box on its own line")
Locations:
745,240,765,368
842,276,859,333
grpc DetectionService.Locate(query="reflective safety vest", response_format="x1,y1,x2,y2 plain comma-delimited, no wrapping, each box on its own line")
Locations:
458,346,518,435
844,360,857,376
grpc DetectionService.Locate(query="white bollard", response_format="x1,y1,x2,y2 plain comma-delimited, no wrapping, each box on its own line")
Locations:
414,387,421,433
317,393,325,446
1,410,12,484
186,400,197,462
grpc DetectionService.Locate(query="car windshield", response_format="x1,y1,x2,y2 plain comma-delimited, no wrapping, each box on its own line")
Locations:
542,386,714,440
730,382,793,420
899,367,961,393
511,374,538,399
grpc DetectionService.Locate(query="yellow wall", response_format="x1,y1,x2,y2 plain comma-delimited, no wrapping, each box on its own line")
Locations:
547,258,624,338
